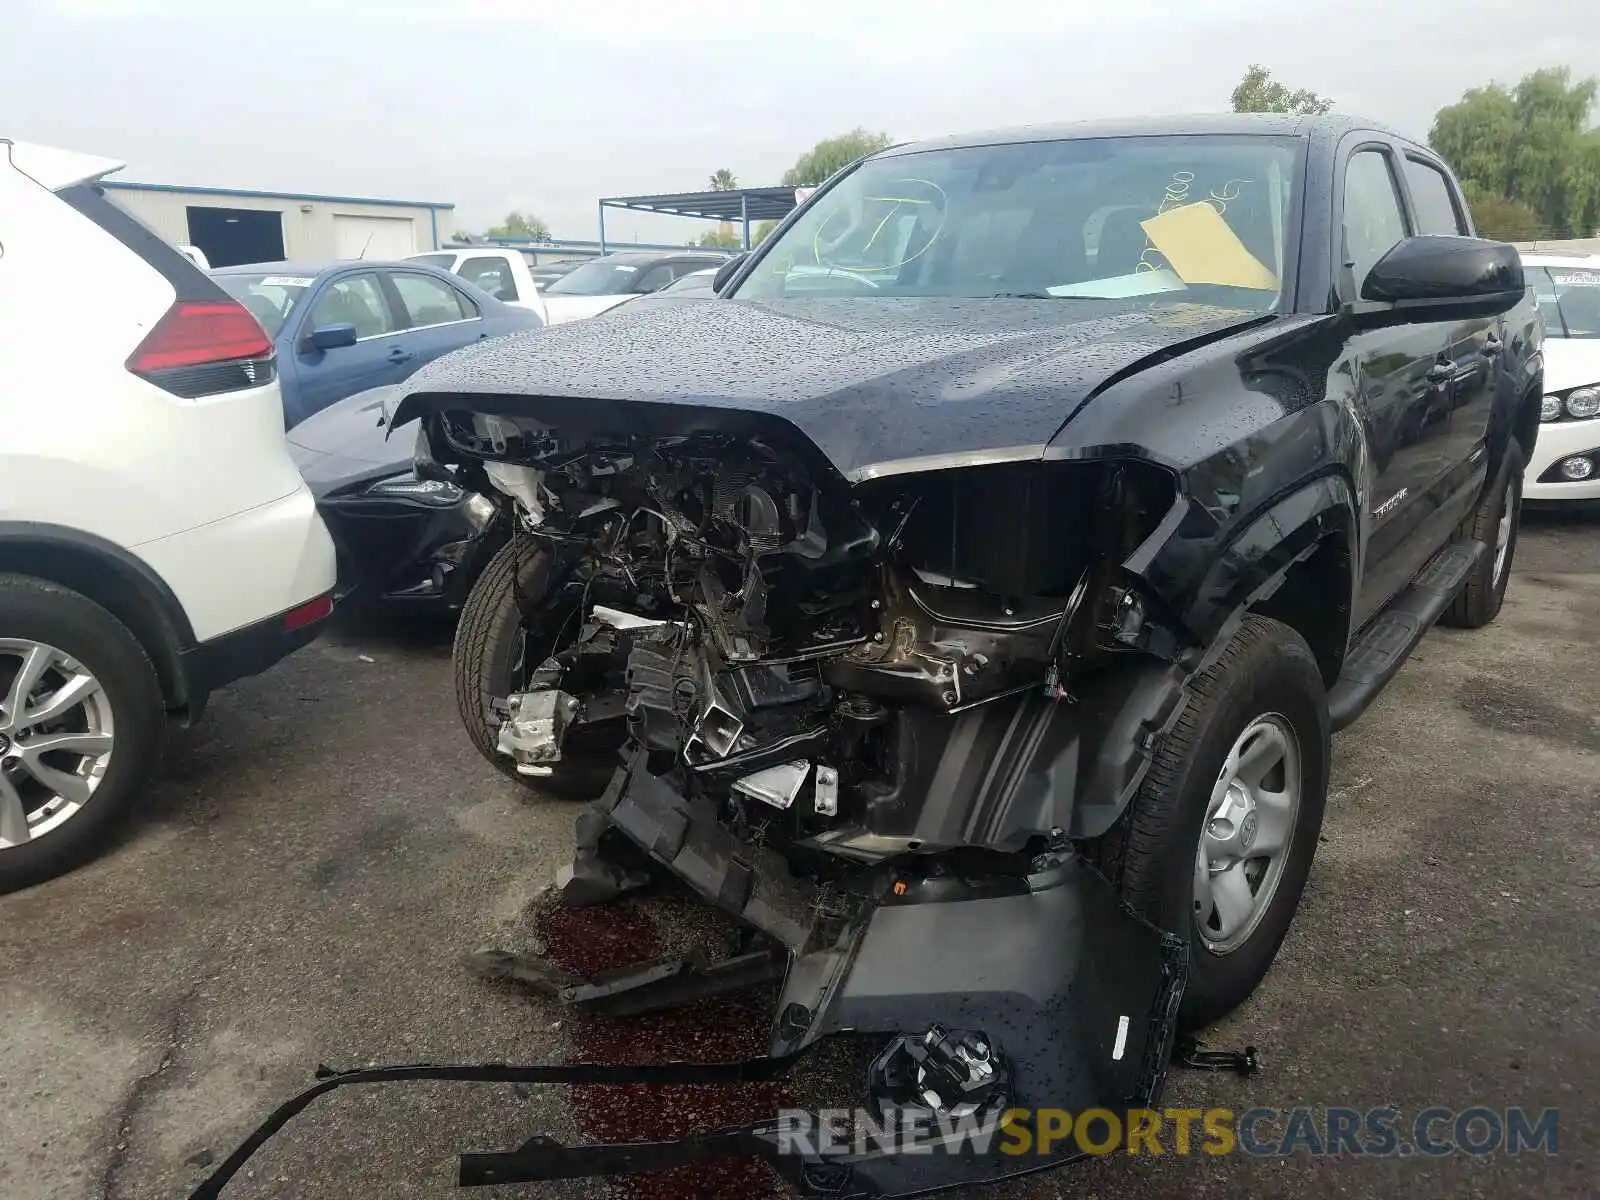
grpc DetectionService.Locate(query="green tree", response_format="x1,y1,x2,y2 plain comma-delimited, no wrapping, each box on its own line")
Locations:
1430,68,1600,239
1462,186,1546,242
780,128,894,187
708,168,739,191
485,210,551,239
1230,64,1333,115
697,223,742,248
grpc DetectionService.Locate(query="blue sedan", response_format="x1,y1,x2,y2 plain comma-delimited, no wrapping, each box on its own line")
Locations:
210,260,543,428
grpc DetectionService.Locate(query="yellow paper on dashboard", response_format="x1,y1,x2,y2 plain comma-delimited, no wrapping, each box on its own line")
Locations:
1139,202,1279,291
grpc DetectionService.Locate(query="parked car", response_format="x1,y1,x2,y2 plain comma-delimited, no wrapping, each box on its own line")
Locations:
610,266,723,310
209,113,1542,1197
0,139,337,892
538,250,729,324
1521,251,1600,500
287,386,504,611
209,259,543,428
528,259,587,288
653,266,720,296
404,247,551,325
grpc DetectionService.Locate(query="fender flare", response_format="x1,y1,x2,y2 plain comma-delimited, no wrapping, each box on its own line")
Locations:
0,522,196,705
1157,474,1358,669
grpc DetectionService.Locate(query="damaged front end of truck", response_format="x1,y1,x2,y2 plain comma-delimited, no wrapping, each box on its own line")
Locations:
196,359,1271,1198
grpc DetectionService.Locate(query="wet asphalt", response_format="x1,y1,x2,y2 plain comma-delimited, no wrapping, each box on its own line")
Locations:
1,508,1596,1200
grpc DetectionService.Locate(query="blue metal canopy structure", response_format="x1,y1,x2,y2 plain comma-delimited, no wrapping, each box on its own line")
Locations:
596,186,800,253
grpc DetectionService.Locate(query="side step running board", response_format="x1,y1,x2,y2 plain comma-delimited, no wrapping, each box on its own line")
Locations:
1327,538,1485,732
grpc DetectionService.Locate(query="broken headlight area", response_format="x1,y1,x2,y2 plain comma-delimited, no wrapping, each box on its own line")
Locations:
196,414,1252,1198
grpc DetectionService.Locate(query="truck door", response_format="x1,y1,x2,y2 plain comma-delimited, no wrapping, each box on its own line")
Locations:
1401,153,1497,524
1339,144,1456,628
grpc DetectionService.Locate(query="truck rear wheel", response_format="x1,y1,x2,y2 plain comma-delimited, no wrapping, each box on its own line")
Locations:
1089,614,1330,1029
452,536,617,799
1440,440,1523,630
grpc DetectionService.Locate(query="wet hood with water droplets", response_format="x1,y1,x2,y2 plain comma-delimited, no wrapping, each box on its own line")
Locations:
392,295,1266,482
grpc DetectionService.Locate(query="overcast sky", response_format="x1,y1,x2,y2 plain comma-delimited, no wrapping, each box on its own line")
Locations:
6,0,1598,244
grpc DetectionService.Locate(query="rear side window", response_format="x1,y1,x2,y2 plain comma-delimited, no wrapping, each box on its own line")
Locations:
1342,149,1410,293
1403,158,1467,236
458,256,518,301
389,271,475,327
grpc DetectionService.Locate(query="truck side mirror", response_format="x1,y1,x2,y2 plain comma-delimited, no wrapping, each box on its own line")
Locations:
713,254,748,294
1358,236,1525,320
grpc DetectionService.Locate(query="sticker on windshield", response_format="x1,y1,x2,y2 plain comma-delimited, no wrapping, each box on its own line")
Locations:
1551,273,1600,287
613,264,638,273
259,275,314,287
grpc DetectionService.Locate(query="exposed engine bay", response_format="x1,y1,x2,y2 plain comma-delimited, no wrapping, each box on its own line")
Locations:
464,410,1188,869
189,407,1263,1200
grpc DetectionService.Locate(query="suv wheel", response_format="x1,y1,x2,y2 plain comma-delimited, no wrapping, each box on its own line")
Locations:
0,575,164,892
452,536,617,799
1440,440,1524,630
1090,614,1330,1029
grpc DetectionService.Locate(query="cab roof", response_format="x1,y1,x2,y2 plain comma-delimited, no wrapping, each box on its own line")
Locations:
878,112,1406,159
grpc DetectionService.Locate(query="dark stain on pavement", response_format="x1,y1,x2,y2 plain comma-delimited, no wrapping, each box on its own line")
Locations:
1458,675,1600,753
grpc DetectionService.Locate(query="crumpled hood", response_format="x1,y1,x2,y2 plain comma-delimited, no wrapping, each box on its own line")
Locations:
393,296,1266,482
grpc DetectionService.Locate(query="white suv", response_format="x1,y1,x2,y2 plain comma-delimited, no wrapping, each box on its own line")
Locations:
0,140,337,891
1522,251,1600,501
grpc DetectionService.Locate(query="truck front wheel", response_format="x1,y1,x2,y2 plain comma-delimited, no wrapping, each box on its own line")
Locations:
452,536,618,799
1089,614,1331,1029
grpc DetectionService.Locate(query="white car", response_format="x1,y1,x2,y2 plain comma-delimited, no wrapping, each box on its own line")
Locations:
1522,251,1600,501
538,251,730,324
0,140,337,891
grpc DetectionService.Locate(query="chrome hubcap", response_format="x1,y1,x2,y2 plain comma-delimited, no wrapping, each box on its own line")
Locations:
0,639,115,850
1194,714,1301,955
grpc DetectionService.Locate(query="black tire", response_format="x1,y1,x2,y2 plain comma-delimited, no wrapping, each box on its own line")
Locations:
1440,440,1524,630
1089,615,1330,1029
0,575,164,893
451,536,615,799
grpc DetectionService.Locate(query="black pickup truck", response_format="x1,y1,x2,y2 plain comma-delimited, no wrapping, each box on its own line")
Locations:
201,114,1542,1199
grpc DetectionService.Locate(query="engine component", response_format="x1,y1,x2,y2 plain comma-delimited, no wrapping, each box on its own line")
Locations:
813,764,839,817
731,760,811,810
867,1025,1009,1120
496,690,579,775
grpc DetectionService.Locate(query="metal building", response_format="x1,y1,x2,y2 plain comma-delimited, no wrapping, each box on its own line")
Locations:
102,181,455,268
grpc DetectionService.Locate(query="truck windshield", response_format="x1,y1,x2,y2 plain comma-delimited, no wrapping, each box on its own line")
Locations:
729,134,1300,313
1530,266,1600,338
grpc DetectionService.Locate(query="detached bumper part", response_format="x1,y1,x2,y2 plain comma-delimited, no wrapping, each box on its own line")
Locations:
197,756,1189,1199
495,752,1190,1198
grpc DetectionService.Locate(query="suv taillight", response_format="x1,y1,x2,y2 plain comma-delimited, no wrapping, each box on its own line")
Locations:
126,300,277,397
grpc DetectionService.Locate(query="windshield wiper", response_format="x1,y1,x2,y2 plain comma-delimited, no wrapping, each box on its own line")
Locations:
989,291,1073,299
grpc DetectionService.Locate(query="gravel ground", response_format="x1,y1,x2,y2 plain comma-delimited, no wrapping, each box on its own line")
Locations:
1,510,1596,1200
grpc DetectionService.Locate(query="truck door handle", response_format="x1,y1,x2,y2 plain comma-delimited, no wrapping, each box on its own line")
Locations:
387,347,414,363
1482,336,1503,357
1426,361,1454,385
